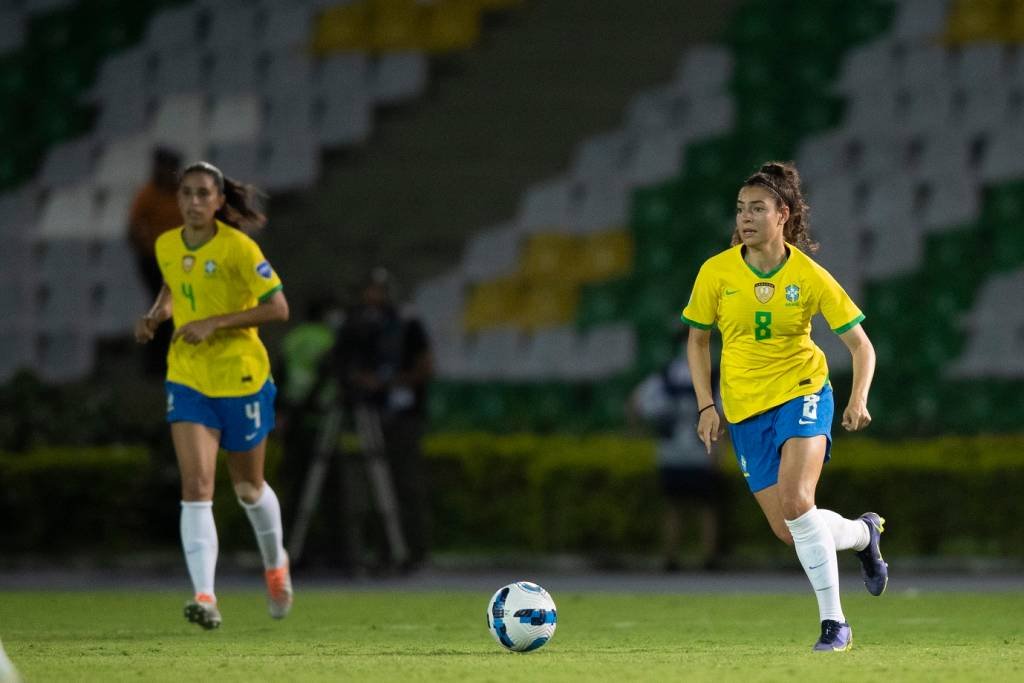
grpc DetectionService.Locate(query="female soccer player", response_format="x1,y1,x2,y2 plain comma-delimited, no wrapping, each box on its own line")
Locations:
134,161,292,630
681,161,887,652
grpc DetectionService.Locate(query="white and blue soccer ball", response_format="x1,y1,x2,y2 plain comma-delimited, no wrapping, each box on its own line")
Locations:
486,581,557,652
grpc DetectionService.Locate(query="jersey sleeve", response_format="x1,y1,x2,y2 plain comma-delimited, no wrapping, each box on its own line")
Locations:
816,266,864,334
236,235,284,301
680,262,718,330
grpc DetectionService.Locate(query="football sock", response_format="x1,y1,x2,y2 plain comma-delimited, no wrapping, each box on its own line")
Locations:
818,508,871,552
785,506,845,623
180,500,218,599
239,484,286,570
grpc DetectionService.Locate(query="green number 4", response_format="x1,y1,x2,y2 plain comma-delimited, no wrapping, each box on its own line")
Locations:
754,311,772,340
182,283,196,312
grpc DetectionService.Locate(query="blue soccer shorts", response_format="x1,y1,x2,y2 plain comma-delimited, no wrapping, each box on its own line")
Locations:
165,380,277,452
726,383,834,493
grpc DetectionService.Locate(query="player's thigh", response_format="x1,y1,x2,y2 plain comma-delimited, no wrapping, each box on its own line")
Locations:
171,421,221,498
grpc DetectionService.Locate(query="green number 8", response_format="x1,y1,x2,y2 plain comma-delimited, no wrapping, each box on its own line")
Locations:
754,311,772,340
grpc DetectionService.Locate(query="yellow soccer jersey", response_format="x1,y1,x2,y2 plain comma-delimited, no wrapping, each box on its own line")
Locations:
681,244,863,423
155,221,284,397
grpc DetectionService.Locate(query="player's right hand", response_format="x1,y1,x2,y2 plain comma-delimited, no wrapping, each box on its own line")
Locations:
134,315,158,343
697,407,722,454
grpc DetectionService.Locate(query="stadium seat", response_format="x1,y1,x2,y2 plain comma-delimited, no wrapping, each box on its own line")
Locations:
150,94,207,164
515,282,577,330
569,324,635,379
518,177,570,234
93,241,149,335
38,136,96,190
259,3,314,52
370,0,425,51
207,142,261,181
0,329,32,383
463,276,522,332
36,329,95,382
206,1,258,46
318,88,373,146
460,223,520,283
519,233,576,280
921,174,979,233
424,0,480,53
462,327,521,380
207,94,262,144
370,52,428,104
312,2,372,53
264,91,317,141
38,183,95,239
570,176,629,233
570,131,629,185
144,5,201,50
208,45,262,94
0,10,25,54
258,136,320,192
674,44,733,95
93,187,135,239
979,128,1024,182
891,0,949,43
510,326,576,380
944,0,1003,44
624,129,686,188
575,230,633,283
149,47,205,97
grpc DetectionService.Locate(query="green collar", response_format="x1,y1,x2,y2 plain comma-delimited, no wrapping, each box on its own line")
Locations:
740,245,790,279
180,221,221,251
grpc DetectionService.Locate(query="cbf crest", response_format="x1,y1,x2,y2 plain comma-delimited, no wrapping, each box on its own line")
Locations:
182,255,195,273
754,281,775,303
785,284,800,303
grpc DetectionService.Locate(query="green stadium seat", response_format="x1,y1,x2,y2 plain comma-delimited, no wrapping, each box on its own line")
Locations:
576,279,632,330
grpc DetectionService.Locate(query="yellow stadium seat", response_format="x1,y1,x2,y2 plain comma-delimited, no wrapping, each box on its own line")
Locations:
519,233,578,280
370,0,426,51
312,3,372,53
425,0,481,53
516,281,579,330
1006,2,1024,42
945,0,1005,44
463,276,525,331
575,230,633,283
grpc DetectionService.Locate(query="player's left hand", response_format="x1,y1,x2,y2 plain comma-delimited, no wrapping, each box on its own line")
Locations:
173,319,219,344
841,399,871,431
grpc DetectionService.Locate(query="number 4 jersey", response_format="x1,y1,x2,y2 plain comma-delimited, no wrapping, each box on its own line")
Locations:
156,221,284,397
681,243,863,424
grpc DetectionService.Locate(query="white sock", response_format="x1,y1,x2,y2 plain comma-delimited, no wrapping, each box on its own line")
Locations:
818,508,870,552
180,501,218,599
239,484,286,570
785,506,845,623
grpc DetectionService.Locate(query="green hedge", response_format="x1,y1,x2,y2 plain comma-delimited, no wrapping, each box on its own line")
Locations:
1,435,1022,558
422,433,1024,558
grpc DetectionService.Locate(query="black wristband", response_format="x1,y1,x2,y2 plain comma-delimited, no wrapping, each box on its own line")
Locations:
698,403,716,416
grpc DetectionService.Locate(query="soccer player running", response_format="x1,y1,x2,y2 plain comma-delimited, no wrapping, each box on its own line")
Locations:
134,162,292,629
681,161,887,652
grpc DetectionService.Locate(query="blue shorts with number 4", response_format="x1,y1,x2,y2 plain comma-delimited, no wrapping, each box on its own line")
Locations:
166,380,277,452
726,384,834,493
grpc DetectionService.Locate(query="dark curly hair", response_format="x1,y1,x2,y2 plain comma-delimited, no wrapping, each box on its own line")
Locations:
733,161,818,254
181,161,268,233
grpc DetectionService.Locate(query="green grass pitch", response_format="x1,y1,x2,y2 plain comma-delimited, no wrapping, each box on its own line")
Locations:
1,589,1021,681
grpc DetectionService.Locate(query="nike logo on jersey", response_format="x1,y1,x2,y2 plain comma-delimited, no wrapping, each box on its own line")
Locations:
798,419,815,425
244,431,259,441
724,288,739,296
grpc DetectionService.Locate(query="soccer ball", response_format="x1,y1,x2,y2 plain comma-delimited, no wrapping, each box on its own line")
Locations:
486,581,557,652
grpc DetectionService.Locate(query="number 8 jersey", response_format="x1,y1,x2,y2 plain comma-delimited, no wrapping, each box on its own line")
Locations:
681,244,863,424
156,221,284,397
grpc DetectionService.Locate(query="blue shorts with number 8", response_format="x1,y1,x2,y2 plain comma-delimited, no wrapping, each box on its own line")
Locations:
726,383,834,493
165,380,277,452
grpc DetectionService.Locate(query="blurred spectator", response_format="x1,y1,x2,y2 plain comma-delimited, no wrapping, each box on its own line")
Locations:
276,293,345,566
334,267,434,571
127,147,182,376
628,327,724,572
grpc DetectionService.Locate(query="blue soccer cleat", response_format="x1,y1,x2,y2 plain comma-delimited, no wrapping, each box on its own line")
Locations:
856,512,888,596
813,620,853,652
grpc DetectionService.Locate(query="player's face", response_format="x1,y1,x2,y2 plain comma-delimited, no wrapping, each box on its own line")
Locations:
178,171,225,230
735,185,788,249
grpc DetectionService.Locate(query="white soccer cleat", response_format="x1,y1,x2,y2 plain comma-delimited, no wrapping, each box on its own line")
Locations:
184,593,222,630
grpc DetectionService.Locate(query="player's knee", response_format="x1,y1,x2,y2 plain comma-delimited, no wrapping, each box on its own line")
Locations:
233,480,263,504
181,476,214,501
780,493,814,521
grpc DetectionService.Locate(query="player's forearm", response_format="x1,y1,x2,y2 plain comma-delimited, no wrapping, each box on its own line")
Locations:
146,284,173,322
209,294,290,331
848,337,876,405
686,331,715,409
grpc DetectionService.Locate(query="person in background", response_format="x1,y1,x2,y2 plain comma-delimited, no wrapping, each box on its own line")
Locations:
128,147,183,376
134,161,292,630
276,293,344,565
333,267,434,572
628,326,724,572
